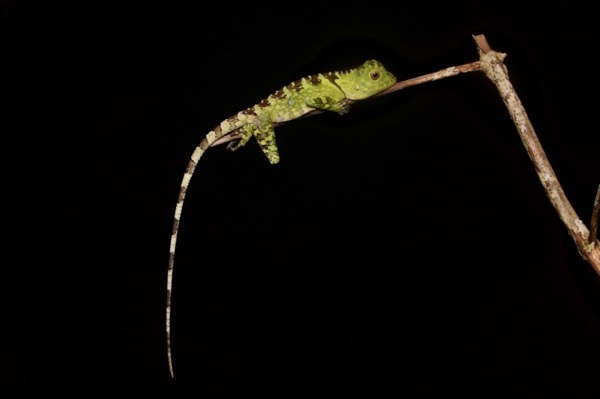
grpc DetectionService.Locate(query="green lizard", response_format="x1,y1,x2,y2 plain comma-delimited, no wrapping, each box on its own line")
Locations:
166,59,396,378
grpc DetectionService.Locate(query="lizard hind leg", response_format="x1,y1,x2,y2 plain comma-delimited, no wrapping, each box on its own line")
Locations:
226,128,253,152
245,122,280,164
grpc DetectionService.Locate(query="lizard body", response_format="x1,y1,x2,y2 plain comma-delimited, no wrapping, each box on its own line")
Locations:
166,59,396,378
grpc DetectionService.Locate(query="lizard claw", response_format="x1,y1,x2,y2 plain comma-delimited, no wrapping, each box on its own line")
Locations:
336,102,351,115
226,139,241,152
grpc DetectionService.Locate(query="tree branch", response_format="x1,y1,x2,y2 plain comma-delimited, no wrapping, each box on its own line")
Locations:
471,34,600,273
210,34,600,274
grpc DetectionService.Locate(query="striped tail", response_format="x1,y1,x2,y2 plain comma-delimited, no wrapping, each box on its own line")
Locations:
167,115,247,378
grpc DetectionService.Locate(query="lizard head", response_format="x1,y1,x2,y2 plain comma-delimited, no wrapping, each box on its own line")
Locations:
335,59,396,100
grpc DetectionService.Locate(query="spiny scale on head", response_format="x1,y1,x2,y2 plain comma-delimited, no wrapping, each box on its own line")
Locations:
166,59,396,378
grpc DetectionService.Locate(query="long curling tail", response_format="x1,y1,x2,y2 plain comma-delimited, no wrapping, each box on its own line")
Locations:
166,138,210,379
166,116,247,379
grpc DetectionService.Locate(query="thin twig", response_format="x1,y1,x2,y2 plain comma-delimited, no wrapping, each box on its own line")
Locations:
377,61,482,96
211,62,482,147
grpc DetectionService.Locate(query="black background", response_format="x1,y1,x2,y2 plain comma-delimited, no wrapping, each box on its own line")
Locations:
3,1,600,397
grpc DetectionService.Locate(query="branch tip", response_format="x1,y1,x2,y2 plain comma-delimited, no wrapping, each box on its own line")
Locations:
472,34,492,53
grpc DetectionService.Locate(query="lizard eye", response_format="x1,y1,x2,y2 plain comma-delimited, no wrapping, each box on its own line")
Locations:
370,71,381,80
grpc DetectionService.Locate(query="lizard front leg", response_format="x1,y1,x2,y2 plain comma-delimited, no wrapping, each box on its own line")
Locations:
306,96,351,115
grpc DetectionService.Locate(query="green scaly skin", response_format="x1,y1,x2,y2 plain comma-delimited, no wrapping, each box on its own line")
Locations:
166,59,396,378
